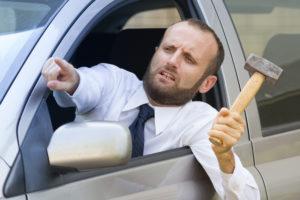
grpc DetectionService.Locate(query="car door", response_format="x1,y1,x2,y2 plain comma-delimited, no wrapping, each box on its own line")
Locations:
215,0,300,199
3,0,263,200
26,1,217,199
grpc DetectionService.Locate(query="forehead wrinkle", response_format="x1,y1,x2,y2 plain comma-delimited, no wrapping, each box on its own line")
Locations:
163,37,201,64
162,36,180,47
162,23,218,65
163,38,196,56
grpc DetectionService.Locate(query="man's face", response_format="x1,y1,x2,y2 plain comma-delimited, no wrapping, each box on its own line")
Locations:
143,22,218,106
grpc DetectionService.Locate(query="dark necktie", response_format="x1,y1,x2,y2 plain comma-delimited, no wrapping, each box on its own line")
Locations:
129,104,154,158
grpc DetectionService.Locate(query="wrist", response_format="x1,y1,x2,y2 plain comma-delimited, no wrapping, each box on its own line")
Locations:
67,71,80,95
215,150,235,174
215,149,233,158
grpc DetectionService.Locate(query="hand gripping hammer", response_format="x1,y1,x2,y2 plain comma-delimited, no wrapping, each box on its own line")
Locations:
209,54,283,146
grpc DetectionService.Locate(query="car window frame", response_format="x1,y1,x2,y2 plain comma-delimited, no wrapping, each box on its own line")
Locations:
13,0,199,193
15,0,254,194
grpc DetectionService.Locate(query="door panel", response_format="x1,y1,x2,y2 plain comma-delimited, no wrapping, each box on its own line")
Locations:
256,156,300,200
252,131,300,199
27,155,215,200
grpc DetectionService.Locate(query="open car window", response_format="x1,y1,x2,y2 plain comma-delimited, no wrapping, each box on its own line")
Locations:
6,0,223,196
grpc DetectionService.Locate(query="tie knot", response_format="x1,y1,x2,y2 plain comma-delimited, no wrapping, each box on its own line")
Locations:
137,104,154,123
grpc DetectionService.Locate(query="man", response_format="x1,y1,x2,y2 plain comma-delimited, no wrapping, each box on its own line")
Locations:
42,19,259,199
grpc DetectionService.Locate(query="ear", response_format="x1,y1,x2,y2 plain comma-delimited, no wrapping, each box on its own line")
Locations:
198,75,217,93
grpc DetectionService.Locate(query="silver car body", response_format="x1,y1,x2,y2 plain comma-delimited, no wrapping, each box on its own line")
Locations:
0,0,299,199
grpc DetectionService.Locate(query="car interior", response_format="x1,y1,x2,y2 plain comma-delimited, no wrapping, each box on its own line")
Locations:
47,31,223,130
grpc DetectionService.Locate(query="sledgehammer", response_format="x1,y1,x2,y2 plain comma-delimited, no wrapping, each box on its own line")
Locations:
209,54,283,146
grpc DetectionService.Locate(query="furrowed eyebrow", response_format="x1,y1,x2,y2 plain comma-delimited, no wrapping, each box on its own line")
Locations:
184,52,198,64
163,43,176,48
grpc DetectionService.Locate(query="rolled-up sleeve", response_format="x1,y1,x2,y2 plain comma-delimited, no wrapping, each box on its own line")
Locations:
220,153,260,199
183,115,260,200
190,141,260,199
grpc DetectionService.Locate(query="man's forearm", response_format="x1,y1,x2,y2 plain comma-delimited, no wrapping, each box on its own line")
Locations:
215,150,235,174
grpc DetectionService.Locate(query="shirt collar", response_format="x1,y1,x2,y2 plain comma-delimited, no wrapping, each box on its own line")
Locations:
153,106,181,135
123,84,182,136
123,83,149,111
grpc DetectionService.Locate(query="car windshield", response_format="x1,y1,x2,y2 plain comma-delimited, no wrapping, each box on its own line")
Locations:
0,0,66,101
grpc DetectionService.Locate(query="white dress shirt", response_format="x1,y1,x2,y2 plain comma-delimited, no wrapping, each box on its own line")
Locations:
54,63,259,199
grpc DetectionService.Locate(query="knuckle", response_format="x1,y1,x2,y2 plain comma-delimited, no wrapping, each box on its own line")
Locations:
232,112,239,118
228,118,235,124
214,124,221,130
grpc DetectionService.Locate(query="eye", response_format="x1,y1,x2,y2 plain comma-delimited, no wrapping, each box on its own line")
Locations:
163,45,174,53
184,55,195,64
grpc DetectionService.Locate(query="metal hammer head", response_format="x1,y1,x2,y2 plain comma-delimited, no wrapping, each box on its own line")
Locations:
245,53,283,84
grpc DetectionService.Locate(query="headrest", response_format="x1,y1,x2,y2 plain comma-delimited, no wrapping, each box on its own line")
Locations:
263,34,300,66
109,28,166,79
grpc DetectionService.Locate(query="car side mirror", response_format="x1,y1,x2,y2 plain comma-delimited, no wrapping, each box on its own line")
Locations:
47,121,132,170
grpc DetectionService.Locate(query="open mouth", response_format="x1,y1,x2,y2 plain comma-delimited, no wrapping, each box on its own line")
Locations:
159,71,175,82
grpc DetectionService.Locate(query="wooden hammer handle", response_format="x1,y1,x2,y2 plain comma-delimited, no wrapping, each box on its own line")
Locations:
209,72,266,146
230,72,266,113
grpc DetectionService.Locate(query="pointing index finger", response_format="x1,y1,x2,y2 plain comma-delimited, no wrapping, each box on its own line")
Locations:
53,58,72,72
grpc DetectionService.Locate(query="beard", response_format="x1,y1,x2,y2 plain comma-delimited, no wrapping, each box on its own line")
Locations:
143,65,206,106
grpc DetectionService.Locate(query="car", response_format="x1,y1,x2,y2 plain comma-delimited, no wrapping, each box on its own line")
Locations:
1,0,300,199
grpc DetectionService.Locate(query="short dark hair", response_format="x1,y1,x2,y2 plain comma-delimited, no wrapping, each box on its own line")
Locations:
179,18,224,76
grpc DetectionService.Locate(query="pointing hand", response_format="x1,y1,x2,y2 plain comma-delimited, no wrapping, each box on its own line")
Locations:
42,57,79,95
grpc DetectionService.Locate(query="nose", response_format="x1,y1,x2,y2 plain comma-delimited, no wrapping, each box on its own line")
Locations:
167,50,181,69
